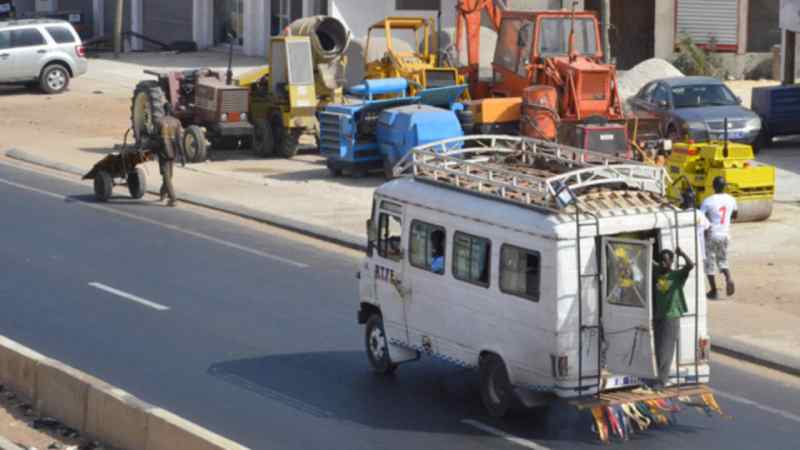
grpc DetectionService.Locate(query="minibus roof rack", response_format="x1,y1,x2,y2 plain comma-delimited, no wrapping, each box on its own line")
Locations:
394,135,670,214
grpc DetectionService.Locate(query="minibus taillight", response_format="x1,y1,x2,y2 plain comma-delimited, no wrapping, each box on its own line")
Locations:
698,337,710,361
551,354,569,378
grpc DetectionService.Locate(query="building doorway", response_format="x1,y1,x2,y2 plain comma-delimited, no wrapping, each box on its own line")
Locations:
585,0,655,70
214,0,244,46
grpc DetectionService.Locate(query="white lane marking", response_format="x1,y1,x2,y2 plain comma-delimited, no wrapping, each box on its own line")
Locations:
88,282,170,311
461,419,552,450
715,389,800,424
0,177,309,268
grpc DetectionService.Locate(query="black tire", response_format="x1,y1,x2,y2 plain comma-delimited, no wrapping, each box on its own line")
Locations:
253,118,275,157
93,170,113,202
479,353,513,418
127,167,146,199
131,80,166,149
40,64,70,94
365,315,397,375
183,125,208,163
457,109,475,134
753,130,771,155
326,160,342,177
383,157,396,180
272,114,301,159
667,125,681,143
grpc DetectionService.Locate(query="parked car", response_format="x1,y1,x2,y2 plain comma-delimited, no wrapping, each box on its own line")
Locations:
629,76,764,152
0,19,87,94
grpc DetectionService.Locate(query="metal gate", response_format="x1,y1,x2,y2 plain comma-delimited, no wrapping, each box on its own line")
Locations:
676,0,739,50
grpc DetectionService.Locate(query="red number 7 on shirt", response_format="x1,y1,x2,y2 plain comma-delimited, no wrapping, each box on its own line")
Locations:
719,206,727,224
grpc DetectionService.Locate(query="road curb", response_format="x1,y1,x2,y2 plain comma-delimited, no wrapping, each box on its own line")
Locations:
4,148,367,251
0,335,251,450
712,340,800,377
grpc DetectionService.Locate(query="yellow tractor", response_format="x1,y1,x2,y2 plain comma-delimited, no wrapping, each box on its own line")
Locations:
364,17,466,97
665,140,775,222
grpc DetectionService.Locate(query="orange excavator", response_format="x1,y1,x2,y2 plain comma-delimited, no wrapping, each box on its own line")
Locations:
455,1,637,156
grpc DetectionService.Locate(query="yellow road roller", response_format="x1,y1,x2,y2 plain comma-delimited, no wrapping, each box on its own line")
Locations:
666,140,775,222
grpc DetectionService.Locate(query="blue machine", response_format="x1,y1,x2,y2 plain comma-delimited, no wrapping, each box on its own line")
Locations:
751,85,800,149
320,78,467,178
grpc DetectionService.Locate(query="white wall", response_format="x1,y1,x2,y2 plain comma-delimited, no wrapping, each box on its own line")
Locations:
654,0,675,60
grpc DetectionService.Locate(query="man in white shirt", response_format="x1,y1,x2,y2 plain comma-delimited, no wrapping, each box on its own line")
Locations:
700,176,738,299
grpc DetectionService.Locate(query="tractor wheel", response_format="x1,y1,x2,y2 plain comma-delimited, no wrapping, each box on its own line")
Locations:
93,170,113,202
253,118,275,157
183,125,208,163
272,115,301,159
131,81,166,149
127,167,147,199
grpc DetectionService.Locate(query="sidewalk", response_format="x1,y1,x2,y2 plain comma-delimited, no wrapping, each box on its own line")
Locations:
1,51,799,376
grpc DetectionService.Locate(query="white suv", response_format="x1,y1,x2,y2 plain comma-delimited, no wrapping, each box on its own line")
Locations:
0,19,88,94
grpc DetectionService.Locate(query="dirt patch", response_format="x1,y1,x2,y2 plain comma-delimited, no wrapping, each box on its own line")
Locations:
0,384,95,450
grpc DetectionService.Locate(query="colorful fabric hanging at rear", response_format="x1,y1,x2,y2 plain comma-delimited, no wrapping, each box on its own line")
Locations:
588,392,728,443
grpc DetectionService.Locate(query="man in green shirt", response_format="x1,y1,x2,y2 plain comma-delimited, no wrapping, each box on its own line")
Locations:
653,247,694,386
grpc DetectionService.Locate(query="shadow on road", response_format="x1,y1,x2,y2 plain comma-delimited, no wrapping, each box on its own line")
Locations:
207,351,616,445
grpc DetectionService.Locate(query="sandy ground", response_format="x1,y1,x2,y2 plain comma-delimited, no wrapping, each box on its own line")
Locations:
0,386,84,450
1,56,798,319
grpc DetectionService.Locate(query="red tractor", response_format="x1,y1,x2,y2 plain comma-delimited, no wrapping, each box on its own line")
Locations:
131,67,253,163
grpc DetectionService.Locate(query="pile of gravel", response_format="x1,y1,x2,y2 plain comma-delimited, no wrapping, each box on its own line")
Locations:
617,58,684,110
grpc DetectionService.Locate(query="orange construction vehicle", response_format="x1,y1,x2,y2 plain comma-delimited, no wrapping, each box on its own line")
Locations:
456,1,633,156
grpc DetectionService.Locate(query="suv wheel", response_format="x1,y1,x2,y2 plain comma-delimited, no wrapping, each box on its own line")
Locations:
40,65,70,94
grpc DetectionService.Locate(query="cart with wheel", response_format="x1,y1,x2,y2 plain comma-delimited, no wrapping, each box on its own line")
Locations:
82,145,153,202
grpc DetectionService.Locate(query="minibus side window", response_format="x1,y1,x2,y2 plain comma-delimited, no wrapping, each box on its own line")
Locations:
409,220,446,275
452,232,491,287
499,244,541,302
377,212,403,261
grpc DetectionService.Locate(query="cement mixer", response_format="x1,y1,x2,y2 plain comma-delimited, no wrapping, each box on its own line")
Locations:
282,15,351,105
238,15,351,158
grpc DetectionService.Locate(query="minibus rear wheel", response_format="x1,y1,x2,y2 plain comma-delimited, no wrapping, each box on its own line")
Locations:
479,353,512,417
365,315,398,375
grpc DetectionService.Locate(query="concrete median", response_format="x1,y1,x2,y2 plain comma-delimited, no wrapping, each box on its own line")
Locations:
0,336,45,402
146,408,250,450
0,335,251,450
86,385,152,450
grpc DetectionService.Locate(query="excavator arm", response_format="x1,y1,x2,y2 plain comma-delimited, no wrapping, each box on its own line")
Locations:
455,0,502,86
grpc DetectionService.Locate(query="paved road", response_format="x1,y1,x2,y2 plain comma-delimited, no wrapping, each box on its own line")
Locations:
0,161,798,450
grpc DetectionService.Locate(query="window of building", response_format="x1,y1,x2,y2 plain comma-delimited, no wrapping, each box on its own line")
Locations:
45,26,76,44
396,0,440,11
453,232,491,287
10,28,46,48
377,212,403,261
214,0,244,46
500,245,541,302
409,221,445,274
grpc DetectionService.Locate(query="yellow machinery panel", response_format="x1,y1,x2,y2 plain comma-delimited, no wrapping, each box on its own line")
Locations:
666,141,775,222
465,97,522,124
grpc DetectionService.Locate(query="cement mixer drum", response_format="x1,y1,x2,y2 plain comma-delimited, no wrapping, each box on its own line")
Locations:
283,15,351,64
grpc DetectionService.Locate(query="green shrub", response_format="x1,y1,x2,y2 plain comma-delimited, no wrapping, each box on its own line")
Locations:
672,34,727,78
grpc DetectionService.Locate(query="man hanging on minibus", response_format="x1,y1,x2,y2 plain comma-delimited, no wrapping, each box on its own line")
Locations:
653,246,695,386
